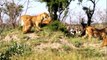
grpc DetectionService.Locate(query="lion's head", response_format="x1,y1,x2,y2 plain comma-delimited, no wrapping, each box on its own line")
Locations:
39,12,52,24
42,17,52,24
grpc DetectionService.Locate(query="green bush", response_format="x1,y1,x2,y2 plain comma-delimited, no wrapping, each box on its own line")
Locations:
46,20,67,33
0,42,31,60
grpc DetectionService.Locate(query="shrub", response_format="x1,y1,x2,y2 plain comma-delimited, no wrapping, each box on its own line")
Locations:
0,42,31,60
46,20,67,33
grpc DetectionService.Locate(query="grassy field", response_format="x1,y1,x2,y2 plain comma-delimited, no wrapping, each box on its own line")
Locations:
0,21,107,60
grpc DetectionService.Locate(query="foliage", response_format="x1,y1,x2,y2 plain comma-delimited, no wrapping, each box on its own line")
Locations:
0,25,13,35
81,0,97,26
0,23,106,60
38,0,72,20
0,42,31,60
46,20,67,33
3,3,23,17
2,1,23,28
68,37,83,47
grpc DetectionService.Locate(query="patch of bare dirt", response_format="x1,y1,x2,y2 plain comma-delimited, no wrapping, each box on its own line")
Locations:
25,33,39,39
82,42,101,48
59,38,78,49
1,31,106,54
35,42,62,49
2,31,39,42
3,33,20,42
34,38,78,52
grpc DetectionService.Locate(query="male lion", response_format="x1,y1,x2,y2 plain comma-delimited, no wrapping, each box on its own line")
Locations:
21,12,51,33
83,26,107,47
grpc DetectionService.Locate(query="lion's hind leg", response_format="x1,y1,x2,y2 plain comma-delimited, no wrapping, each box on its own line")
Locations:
23,25,31,33
101,38,107,47
101,33,107,47
22,20,32,33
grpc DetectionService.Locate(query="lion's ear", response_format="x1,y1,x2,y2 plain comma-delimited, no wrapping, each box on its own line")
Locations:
39,14,44,20
41,15,46,20
40,12,49,21
41,15,45,20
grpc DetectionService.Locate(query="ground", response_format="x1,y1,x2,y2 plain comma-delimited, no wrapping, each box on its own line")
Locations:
0,25,107,60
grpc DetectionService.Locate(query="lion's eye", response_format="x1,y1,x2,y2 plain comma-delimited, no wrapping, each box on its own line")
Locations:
45,16,47,18
44,16,48,19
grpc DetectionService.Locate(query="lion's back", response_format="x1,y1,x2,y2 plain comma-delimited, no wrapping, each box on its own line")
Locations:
21,15,31,20
20,15,31,26
86,26,95,35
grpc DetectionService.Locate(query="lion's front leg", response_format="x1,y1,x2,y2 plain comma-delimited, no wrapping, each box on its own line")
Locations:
88,34,92,41
101,37,107,47
82,34,88,39
34,22,41,31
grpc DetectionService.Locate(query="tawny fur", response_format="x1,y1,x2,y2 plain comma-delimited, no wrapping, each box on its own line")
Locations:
20,12,51,33
83,26,107,47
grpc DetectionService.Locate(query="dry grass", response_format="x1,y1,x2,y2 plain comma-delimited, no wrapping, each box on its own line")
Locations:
0,23,107,60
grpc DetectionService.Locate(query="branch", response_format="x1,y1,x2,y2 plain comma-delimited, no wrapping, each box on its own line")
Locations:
24,0,29,14
95,0,100,4
90,0,96,16
90,0,95,4
59,0,72,20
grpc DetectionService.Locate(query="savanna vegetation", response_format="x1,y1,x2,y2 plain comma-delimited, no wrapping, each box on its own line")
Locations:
0,21,107,60
0,0,107,60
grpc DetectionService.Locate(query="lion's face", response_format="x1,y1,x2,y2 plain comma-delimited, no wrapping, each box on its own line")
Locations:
39,12,52,24
42,17,51,24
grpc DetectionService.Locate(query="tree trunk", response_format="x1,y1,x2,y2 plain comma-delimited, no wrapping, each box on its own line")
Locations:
87,16,92,26
48,3,58,20
0,16,3,25
53,11,58,20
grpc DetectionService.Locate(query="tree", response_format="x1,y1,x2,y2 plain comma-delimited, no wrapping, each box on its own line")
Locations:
79,0,99,26
0,8,3,25
37,0,99,25
24,0,30,14
4,3,22,26
38,0,72,20
78,0,99,36
2,0,23,28
0,2,4,25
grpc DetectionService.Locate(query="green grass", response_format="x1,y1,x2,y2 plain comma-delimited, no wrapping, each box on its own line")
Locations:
9,48,105,60
0,22,106,60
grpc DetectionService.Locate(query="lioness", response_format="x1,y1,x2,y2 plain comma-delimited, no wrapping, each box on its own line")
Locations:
21,12,51,33
100,32,107,47
83,26,107,47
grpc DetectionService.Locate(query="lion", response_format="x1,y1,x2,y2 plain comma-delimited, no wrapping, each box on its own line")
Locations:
21,12,51,33
100,32,107,47
83,26,107,47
